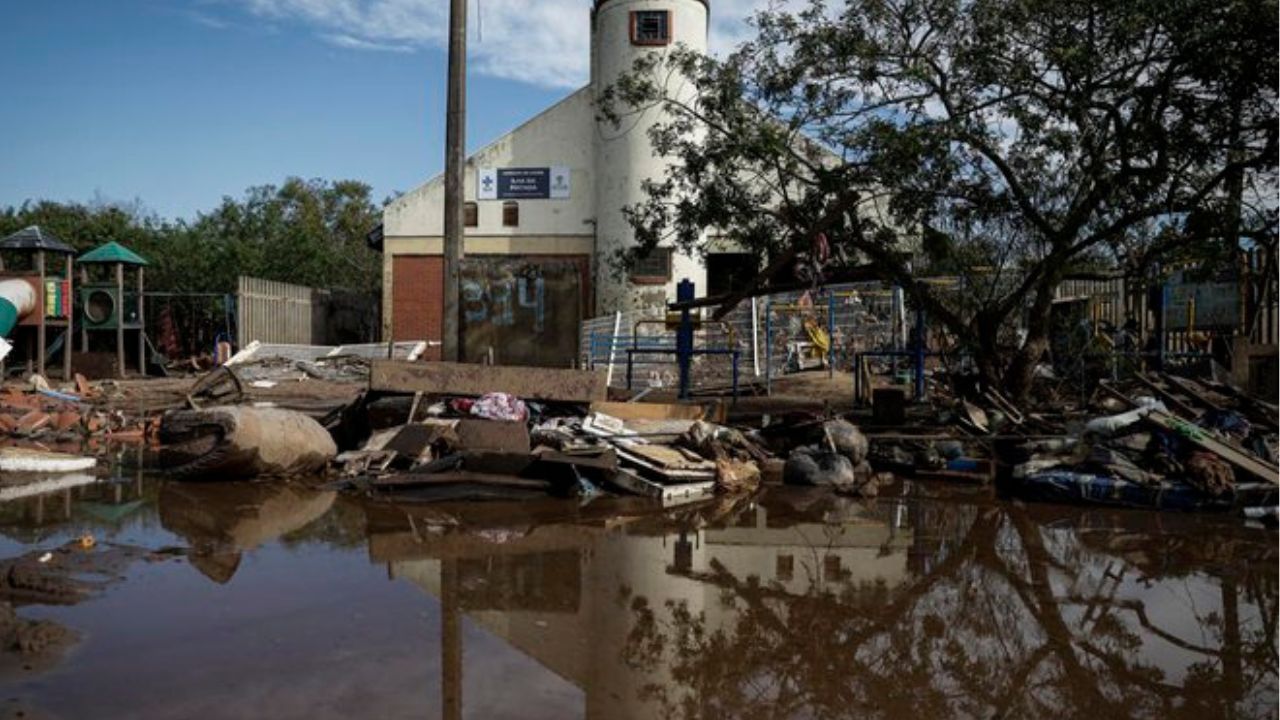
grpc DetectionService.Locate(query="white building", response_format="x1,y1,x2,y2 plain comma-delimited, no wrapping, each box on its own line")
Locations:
379,0,750,366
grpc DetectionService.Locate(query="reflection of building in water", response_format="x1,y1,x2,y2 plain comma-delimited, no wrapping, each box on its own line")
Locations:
376,499,913,719
372,495,1279,719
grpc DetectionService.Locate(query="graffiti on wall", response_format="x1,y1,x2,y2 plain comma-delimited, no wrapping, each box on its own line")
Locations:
459,258,584,367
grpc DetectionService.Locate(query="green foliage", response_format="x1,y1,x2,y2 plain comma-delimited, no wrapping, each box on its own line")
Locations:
601,0,1278,394
0,177,383,294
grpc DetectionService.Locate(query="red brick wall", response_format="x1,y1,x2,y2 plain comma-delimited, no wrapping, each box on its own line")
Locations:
391,255,443,359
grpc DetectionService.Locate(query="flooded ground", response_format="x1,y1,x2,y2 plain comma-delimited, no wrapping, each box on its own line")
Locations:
0,452,1274,719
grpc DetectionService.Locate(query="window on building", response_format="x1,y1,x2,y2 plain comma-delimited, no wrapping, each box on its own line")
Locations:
464,202,478,227
630,247,672,284
706,252,758,297
823,555,842,582
502,201,519,227
631,10,671,45
776,554,794,582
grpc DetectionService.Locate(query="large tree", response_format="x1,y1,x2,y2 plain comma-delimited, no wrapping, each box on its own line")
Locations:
0,177,384,294
602,0,1277,398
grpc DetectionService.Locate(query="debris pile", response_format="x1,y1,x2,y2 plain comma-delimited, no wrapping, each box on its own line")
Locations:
0,374,156,447
1008,380,1278,512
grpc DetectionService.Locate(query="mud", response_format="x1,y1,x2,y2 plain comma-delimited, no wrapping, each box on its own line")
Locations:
0,469,1272,720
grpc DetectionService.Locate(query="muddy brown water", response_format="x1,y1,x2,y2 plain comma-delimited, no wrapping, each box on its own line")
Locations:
0,459,1274,719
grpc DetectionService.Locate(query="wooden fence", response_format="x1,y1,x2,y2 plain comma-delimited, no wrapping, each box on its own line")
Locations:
236,276,321,347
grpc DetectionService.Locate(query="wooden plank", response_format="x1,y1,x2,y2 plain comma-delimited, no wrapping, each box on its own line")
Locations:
589,400,706,421
1133,373,1200,419
371,360,607,404
1161,374,1226,413
1145,409,1279,485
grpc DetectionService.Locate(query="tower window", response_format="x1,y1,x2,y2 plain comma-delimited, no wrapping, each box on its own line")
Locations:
630,10,671,46
630,247,672,284
464,201,478,227
502,201,519,227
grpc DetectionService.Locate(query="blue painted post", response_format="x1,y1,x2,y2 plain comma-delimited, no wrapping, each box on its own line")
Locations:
676,279,695,400
827,290,836,378
731,350,740,404
914,305,926,401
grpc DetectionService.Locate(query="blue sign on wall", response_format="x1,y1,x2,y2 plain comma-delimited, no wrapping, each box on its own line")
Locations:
478,166,570,200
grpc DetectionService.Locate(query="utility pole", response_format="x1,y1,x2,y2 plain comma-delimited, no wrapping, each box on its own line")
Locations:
442,0,467,362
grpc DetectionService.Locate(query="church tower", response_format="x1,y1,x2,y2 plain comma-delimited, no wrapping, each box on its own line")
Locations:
591,0,709,316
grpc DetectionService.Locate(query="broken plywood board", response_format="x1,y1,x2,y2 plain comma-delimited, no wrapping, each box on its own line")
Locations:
613,445,716,483
589,401,707,421
624,444,714,471
370,360,606,404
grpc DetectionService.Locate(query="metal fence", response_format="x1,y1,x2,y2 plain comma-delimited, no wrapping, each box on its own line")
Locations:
580,270,1278,398
580,307,749,392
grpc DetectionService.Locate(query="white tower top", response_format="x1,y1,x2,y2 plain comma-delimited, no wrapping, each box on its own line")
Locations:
590,0,710,316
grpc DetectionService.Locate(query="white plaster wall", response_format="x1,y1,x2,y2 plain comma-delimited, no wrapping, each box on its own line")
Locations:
383,88,597,240
592,0,709,316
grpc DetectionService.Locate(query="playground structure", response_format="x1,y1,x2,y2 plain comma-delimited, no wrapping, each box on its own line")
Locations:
0,228,154,380
76,241,148,378
0,226,75,378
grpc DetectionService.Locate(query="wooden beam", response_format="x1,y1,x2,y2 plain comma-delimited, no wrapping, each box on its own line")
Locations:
64,254,72,380
370,360,607,403
137,266,145,376
1145,409,1279,485
115,263,125,378
79,266,88,352
36,251,45,377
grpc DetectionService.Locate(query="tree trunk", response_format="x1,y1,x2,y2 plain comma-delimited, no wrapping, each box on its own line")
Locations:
1002,276,1058,402
973,315,1003,390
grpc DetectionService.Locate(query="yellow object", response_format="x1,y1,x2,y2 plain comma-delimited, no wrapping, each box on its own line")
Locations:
803,317,830,354
78,533,96,550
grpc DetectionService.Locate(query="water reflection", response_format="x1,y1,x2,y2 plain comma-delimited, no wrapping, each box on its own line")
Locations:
363,488,1278,720
0,447,150,545
158,482,335,583
0,469,1273,719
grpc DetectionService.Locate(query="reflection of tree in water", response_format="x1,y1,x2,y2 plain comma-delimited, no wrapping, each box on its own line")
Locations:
621,499,1278,720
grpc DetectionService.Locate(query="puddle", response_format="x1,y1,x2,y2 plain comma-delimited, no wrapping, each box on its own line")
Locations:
0,470,1273,719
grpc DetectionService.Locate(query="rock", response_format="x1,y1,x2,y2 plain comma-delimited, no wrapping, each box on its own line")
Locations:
0,601,78,658
833,461,882,498
822,419,868,464
783,446,855,486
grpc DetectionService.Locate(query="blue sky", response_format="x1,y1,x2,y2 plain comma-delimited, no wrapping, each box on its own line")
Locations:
0,0,764,221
